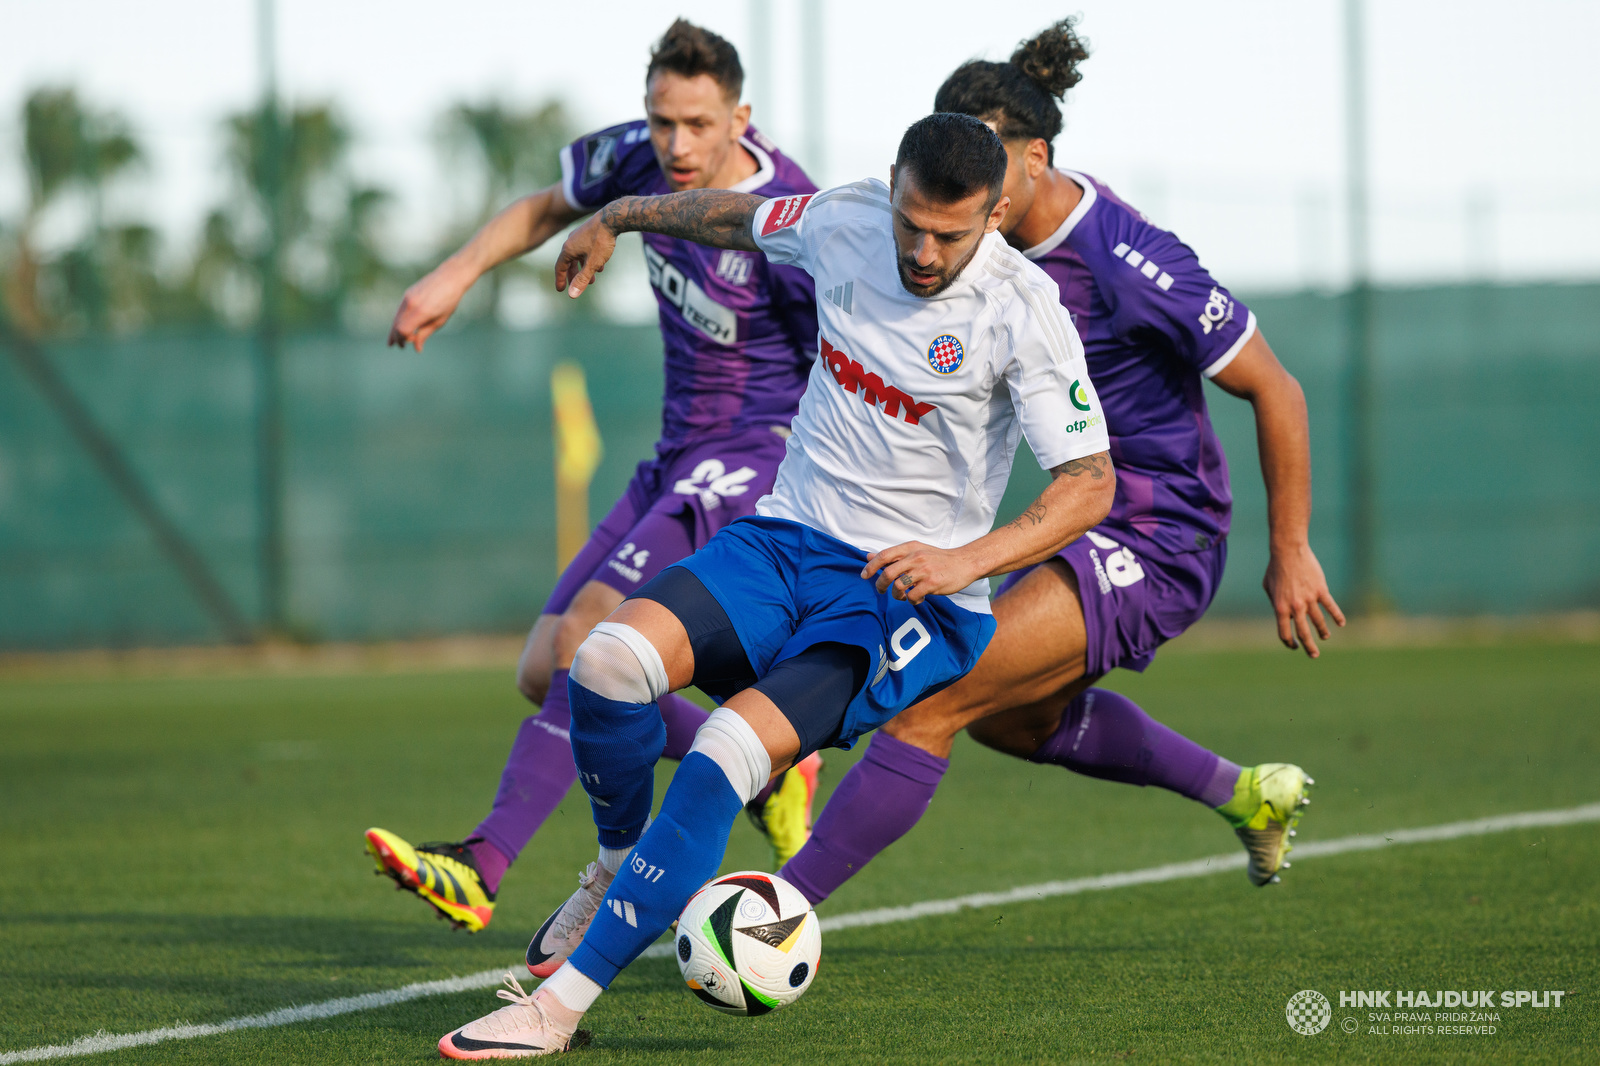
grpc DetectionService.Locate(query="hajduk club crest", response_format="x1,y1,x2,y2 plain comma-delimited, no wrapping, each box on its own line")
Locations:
927,334,964,374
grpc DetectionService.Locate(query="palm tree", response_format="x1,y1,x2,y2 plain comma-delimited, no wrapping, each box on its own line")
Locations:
3,87,146,335
435,99,573,320
187,102,395,330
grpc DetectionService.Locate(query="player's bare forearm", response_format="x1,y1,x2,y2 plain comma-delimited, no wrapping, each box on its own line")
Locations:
557,191,764,298
1210,331,1345,653
458,186,585,274
984,453,1115,574
601,191,764,250
390,184,581,350
863,452,1114,604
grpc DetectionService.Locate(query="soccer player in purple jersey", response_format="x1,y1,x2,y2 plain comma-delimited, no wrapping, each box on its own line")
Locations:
778,19,1347,905
369,20,823,934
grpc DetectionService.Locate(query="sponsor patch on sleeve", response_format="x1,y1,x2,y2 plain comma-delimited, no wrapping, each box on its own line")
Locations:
760,194,813,236
581,134,620,187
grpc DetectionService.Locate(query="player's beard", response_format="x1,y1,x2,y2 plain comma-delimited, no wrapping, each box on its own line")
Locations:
895,238,984,299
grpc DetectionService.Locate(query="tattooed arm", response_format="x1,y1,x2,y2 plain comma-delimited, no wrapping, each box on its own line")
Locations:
863,451,1115,604
555,191,766,297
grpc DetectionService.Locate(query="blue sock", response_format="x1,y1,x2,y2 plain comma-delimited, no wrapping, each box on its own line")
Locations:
567,674,667,848
568,752,744,986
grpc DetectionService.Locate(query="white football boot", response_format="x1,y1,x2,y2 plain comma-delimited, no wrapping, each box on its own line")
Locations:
525,861,612,977
438,972,588,1059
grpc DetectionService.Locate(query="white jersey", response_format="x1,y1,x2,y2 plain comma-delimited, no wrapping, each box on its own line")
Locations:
750,179,1111,613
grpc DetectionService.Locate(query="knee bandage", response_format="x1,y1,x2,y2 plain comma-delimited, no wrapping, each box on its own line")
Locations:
570,622,670,706
688,708,773,805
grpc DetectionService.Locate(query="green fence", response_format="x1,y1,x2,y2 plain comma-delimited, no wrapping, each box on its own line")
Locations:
2,281,1598,650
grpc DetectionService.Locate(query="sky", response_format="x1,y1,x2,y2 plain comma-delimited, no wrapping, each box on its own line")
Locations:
4,0,1599,322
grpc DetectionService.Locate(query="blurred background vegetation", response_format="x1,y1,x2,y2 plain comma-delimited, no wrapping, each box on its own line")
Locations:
0,85,578,339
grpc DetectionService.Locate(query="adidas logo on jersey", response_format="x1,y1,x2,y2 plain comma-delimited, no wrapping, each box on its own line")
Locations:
1111,243,1175,293
821,281,853,314
608,899,638,927
821,337,936,426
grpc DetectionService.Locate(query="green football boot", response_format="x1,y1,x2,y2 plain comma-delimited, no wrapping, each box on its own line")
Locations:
1216,763,1312,886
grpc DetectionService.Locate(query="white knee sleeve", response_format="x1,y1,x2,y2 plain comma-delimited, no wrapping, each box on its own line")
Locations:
690,708,774,805
569,621,670,704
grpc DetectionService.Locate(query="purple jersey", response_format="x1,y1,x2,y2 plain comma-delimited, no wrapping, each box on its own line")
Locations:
560,122,819,447
1023,170,1256,557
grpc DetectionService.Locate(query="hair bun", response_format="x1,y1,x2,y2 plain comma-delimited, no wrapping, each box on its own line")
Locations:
1010,17,1089,99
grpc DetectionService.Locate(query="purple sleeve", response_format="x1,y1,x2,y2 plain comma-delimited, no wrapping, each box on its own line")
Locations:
1092,214,1256,378
767,262,819,358
558,121,656,212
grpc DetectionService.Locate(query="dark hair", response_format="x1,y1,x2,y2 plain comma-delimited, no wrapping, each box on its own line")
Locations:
894,112,1009,209
646,19,744,101
933,17,1090,164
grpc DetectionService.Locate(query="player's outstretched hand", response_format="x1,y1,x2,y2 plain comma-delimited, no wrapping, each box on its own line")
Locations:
554,214,617,298
388,262,471,352
1264,542,1345,658
863,542,982,605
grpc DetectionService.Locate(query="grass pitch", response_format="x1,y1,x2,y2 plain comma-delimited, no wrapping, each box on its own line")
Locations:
2,639,1596,1064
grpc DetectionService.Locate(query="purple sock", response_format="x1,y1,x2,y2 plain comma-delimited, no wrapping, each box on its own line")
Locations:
659,692,711,761
1030,687,1240,808
471,668,579,878
466,837,510,894
778,731,948,905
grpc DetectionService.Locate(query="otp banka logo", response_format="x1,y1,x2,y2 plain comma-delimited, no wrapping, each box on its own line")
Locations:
673,458,759,510
1084,529,1145,593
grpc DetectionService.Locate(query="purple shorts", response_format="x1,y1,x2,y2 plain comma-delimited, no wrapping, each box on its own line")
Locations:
997,525,1227,677
543,427,792,615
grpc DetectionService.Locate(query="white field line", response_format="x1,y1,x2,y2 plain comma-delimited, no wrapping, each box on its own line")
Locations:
4,801,1597,1064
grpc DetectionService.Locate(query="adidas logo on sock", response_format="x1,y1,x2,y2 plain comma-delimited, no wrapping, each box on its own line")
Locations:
608,898,638,927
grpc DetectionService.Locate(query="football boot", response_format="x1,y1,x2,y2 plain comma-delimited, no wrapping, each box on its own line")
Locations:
365,828,495,932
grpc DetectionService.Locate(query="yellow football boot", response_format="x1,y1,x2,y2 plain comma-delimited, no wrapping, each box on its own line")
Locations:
365,828,495,932
744,751,824,869
1216,763,1312,886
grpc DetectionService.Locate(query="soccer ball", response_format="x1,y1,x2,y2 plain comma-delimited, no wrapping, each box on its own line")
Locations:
674,870,821,1016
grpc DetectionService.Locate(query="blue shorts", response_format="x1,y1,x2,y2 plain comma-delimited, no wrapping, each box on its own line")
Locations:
998,525,1227,676
675,516,997,749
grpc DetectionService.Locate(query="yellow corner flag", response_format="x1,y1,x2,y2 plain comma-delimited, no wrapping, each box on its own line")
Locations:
551,362,604,571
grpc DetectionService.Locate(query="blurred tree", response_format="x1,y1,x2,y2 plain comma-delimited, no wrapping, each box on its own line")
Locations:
435,99,574,321
187,102,397,330
2,87,160,335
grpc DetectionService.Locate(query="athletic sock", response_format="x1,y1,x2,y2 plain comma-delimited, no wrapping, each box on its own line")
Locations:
597,817,648,877
471,670,580,879
567,752,744,986
539,962,603,1014
567,673,667,849
778,731,948,906
1202,757,1247,812
464,837,510,895
658,693,711,761
1029,687,1237,806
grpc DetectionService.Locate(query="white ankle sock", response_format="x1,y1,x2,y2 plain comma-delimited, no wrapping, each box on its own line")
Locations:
540,961,603,1013
597,817,650,877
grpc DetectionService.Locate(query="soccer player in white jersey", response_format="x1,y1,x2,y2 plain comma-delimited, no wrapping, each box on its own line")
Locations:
778,18,1343,908
436,113,1114,1057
